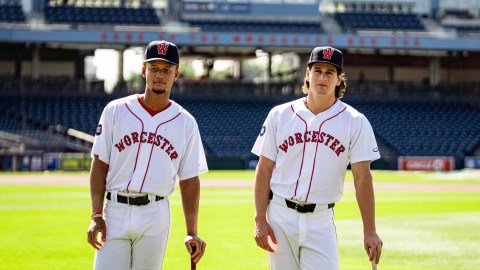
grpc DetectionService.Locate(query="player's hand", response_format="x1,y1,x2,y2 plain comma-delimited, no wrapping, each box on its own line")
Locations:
254,218,277,252
184,235,206,263
364,231,382,264
87,217,107,250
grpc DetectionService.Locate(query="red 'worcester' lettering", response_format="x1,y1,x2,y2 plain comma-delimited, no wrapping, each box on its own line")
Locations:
311,131,319,142
278,131,345,156
147,132,155,144
140,132,147,143
115,140,125,152
304,131,311,142
279,140,289,153
335,145,345,156
325,134,334,146
131,132,139,143
114,132,178,160
294,133,303,144
124,135,132,146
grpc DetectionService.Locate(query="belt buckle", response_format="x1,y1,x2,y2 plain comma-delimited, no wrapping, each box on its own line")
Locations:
142,197,151,205
129,196,150,206
295,202,304,212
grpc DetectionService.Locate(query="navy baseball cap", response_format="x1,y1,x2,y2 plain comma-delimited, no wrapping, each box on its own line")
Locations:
307,46,343,73
144,40,179,66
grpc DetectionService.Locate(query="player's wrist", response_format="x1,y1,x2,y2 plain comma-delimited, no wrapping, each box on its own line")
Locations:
91,211,103,219
254,215,267,223
363,229,377,237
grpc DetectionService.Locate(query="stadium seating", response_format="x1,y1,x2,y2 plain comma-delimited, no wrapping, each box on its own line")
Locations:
347,99,480,159
434,7,480,34
177,95,280,158
0,112,81,152
441,21,480,33
1,91,479,168
453,25,480,32
335,12,424,31
0,92,480,167
0,1,25,22
438,9,474,20
184,19,322,33
44,5,160,25
0,76,21,90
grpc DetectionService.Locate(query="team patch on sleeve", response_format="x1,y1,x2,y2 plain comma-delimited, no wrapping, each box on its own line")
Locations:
259,125,266,136
95,124,102,136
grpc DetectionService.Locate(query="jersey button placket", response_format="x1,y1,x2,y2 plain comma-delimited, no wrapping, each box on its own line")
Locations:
291,108,312,201
305,117,324,202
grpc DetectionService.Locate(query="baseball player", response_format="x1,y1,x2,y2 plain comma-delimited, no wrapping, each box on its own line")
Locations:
252,46,383,270
87,40,208,270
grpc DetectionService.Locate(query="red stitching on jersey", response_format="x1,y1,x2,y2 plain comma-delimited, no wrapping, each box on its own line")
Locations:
290,103,308,198
305,105,347,202
139,108,184,192
124,98,145,192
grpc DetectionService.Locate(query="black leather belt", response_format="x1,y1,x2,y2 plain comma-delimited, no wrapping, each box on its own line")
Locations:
285,199,334,213
106,192,164,206
269,190,334,213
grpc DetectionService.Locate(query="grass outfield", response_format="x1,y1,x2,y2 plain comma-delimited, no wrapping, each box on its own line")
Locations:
0,170,479,270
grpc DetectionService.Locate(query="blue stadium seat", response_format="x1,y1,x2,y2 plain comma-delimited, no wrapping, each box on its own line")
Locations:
1,92,479,164
335,12,424,31
0,3,25,22
348,99,480,158
44,5,160,25
183,19,322,33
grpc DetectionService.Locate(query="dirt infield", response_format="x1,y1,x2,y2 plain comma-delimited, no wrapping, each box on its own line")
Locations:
1,173,480,192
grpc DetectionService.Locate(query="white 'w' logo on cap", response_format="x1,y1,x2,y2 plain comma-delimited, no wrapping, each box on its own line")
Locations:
157,43,169,55
323,48,334,60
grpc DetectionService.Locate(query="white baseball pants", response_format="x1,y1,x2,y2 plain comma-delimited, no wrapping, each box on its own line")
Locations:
94,193,171,270
267,194,339,270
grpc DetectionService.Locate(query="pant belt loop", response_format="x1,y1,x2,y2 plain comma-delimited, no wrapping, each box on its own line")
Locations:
110,190,118,203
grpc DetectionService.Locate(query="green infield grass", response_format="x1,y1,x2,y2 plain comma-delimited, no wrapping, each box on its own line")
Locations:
0,170,479,270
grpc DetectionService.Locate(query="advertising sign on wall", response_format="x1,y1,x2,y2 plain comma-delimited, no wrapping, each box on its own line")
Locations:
465,156,480,169
218,3,250,14
183,1,216,13
398,156,454,171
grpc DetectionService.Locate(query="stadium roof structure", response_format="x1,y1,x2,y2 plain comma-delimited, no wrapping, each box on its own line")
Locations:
2,0,480,55
1,26,480,57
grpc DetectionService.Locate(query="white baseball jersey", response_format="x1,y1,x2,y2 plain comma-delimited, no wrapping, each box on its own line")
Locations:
252,98,380,204
92,94,208,197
